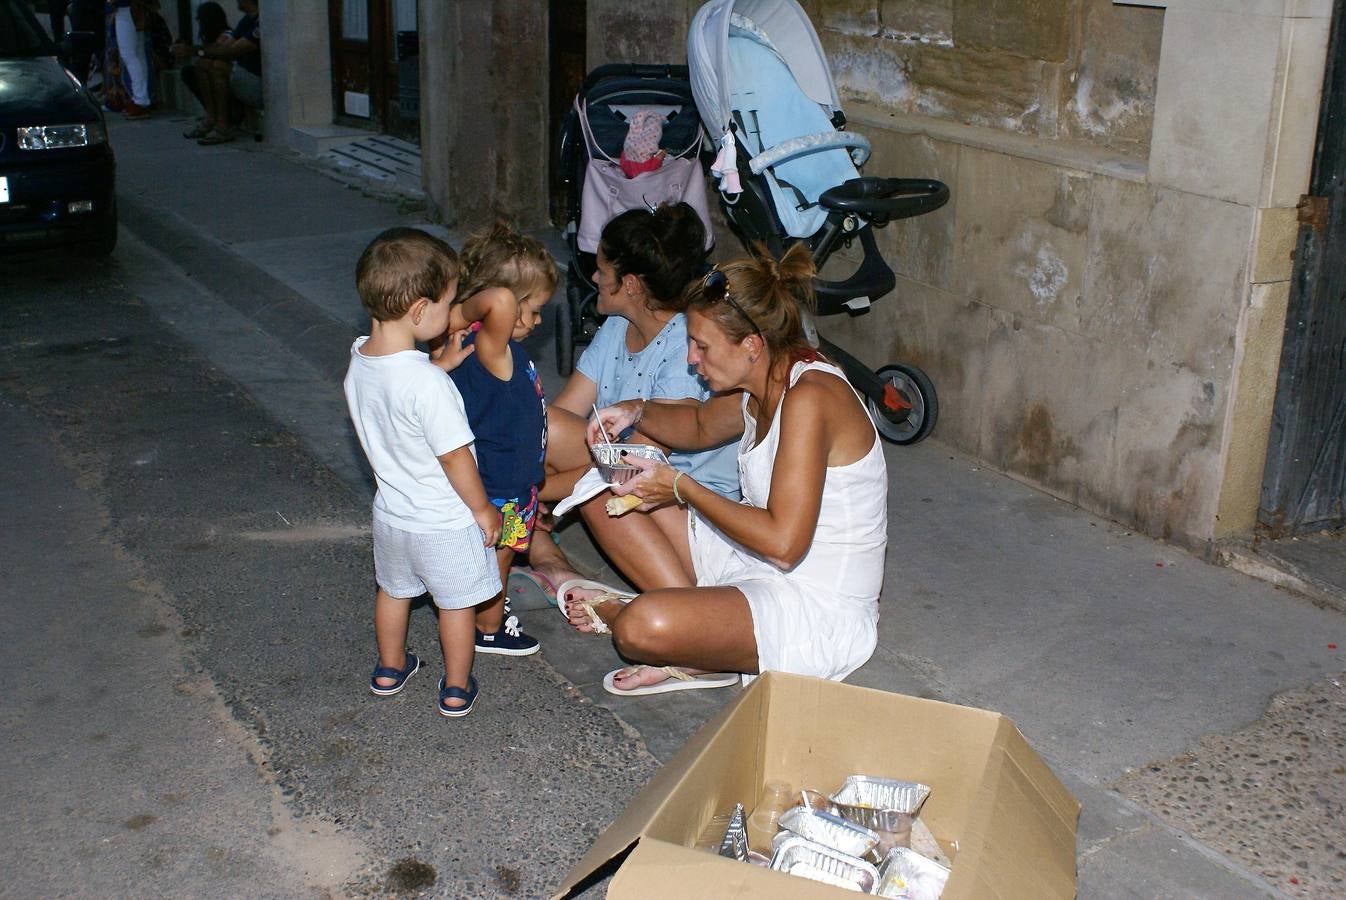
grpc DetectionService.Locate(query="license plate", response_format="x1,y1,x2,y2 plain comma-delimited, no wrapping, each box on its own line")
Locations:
0,176,8,204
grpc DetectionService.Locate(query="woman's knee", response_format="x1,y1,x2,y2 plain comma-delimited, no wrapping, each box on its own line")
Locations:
611,600,675,659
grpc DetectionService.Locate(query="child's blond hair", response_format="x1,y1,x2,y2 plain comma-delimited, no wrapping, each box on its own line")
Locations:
356,227,460,321
456,222,558,306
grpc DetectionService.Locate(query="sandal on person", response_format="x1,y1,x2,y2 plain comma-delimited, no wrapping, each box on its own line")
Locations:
602,665,739,696
437,675,479,718
368,650,420,696
555,578,635,634
197,127,235,145
182,120,211,139
508,566,559,607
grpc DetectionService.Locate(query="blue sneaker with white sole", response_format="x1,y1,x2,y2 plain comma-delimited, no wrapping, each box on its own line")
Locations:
475,610,539,656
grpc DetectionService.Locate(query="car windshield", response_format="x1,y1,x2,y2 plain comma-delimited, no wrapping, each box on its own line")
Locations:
0,0,58,58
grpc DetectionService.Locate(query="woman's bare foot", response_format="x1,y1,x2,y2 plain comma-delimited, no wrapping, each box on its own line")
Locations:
523,535,586,600
603,666,740,696
563,590,630,633
609,665,705,691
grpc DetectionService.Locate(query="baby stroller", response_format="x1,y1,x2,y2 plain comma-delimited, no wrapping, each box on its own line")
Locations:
555,64,713,376
689,0,950,444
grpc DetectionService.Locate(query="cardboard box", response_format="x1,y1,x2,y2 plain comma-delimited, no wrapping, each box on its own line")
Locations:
554,672,1079,899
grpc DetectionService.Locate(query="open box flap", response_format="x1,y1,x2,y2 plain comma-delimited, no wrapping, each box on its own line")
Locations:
551,678,768,899
611,839,864,898
944,717,1080,899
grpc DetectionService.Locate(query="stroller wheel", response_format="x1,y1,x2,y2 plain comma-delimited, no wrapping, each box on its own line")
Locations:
555,283,578,377
869,363,938,445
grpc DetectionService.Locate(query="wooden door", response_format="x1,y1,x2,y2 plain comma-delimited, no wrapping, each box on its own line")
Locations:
1260,0,1346,536
330,0,378,127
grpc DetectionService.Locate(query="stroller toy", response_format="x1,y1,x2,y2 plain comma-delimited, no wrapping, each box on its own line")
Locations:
689,0,950,443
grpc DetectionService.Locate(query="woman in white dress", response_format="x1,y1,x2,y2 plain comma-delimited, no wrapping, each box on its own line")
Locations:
567,244,888,695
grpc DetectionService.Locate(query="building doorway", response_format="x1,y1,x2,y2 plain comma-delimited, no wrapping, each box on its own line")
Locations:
328,0,420,141
549,0,586,226
1259,0,1346,536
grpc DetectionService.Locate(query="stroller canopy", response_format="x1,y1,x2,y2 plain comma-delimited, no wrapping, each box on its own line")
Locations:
688,0,842,137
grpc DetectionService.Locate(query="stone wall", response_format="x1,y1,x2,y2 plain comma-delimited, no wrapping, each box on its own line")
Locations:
806,0,1330,546
421,1,549,229
814,0,1162,158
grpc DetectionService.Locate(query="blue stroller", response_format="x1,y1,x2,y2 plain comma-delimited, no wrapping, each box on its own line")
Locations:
688,0,949,444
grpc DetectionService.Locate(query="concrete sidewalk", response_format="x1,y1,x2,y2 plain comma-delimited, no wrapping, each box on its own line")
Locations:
109,114,1345,897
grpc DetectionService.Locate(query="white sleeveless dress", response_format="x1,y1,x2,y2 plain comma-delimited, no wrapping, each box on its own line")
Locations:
688,359,887,681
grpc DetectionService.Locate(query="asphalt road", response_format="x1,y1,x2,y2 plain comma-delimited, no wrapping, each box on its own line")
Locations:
0,249,650,897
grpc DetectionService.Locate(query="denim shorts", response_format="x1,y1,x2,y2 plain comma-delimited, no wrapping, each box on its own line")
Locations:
373,519,500,610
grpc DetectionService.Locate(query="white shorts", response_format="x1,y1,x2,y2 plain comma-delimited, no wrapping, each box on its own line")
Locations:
688,511,878,682
373,519,500,610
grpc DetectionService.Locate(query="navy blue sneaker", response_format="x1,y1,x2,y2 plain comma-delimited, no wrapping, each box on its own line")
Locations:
475,611,540,656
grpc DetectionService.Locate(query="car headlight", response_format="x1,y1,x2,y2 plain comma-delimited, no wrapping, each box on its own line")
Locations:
17,122,106,150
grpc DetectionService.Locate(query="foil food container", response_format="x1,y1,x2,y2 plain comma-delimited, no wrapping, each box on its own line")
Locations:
829,776,932,832
769,836,878,893
776,806,880,859
875,847,952,900
718,803,749,862
590,443,668,484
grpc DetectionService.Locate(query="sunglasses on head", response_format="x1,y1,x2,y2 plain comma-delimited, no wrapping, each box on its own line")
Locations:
701,269,762,336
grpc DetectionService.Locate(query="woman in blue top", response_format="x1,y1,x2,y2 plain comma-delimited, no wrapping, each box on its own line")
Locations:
530,203,740,595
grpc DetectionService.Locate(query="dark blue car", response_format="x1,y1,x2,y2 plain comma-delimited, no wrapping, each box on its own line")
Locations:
0,0,116,255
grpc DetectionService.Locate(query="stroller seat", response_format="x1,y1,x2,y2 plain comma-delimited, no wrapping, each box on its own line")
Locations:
728,22,860,239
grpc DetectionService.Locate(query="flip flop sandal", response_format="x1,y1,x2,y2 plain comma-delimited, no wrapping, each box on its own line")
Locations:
369,651,421,696
198,128,235,145
602,665,740,696
437,675,479,718
508,566,559,607
182,121,211,139
555,578,635,635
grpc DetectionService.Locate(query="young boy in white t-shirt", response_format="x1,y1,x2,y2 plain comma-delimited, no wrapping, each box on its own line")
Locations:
344,227,502,718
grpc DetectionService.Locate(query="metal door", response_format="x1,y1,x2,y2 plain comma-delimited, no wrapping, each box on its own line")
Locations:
1260,0,1346,536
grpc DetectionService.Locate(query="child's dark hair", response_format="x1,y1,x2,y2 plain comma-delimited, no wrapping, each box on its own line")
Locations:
195,1,229,44
355,227,460,322
456,221,559,305
686,241,817,360
598,202,708,311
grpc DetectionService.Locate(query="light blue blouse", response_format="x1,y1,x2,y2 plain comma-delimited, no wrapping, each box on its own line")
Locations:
577,314,741,499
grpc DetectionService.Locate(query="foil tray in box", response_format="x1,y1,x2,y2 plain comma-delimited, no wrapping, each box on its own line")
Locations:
776,806,880,859
875,846,951,900
769,836,878,892
830,776,931,832
590,443,668,484
718,803,748,862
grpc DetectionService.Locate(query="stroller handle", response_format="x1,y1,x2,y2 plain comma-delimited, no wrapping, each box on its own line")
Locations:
581,63,691,93
818,177,950,225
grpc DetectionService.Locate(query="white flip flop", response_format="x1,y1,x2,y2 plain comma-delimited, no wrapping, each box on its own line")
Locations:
555,578,636,635
602,665,740,696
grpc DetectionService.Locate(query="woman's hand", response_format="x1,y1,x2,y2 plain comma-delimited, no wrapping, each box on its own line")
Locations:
429,328,475,372
610,454,680,510
586,400,642,447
